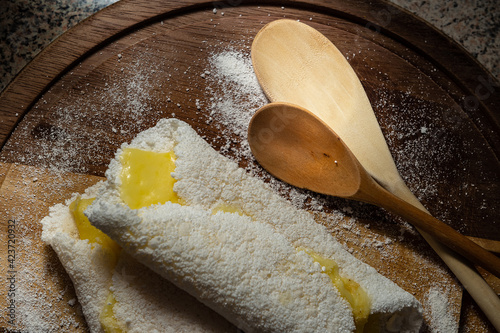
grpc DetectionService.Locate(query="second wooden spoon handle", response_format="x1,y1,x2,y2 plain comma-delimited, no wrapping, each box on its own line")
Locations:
362,183,500,277
390,181,500,331
467,236,500,254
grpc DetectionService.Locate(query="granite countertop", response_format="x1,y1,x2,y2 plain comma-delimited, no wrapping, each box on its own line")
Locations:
0,0,499,94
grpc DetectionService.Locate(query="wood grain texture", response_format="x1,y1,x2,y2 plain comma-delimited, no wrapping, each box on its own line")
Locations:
0,163,103,331
0,0,498,332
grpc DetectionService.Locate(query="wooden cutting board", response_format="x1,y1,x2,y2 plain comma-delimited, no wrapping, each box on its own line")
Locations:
0,0,499,332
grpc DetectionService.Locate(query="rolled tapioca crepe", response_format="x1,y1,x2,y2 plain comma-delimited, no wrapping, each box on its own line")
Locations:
41,183,236,333
86,118,423,333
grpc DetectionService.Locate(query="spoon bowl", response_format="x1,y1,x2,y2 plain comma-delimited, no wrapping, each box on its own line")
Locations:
248,102,500,277
248,102,361,198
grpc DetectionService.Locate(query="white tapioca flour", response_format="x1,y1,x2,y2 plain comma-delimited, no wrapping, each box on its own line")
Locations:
205,48,268,160
86,118,424,333
424,287,459,333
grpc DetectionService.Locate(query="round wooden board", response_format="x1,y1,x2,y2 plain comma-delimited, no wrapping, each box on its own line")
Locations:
0,0,499,332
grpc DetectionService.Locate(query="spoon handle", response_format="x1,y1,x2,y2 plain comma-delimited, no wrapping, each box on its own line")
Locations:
359,181,500,277
389,181,500,331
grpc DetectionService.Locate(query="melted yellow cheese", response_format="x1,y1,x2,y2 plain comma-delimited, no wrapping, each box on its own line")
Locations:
100,292,125,333
119,148,179,209
300,249,371,332
212,203,244,216
70,197,123,332
70,197,121,262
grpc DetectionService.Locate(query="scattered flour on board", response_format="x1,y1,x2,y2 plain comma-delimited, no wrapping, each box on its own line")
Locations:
205,48,267,160
1,172,86,332
424,287,459,333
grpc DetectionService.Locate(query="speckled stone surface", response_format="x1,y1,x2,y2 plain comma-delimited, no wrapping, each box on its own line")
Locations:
391,0,499,81
0,0,118,93
0,0,498,93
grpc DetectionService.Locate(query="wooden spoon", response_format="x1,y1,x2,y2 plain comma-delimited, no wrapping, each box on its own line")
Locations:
248,102,500,277
251,19,500,329
251,18,500,253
